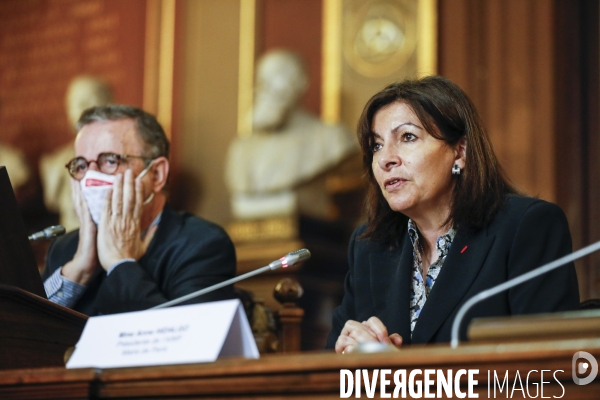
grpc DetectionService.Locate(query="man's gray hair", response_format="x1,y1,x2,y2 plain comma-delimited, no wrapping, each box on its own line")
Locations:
76,104,170,163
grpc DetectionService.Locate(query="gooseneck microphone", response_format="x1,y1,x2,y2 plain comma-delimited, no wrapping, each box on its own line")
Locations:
150,248,311,310
450,239,600,349
28,225,66,241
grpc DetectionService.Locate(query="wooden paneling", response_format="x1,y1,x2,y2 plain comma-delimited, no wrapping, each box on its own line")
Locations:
554,0,600,299
439,0,555,202
0,0,146,158
582,4,600,299
439,0,600,299
0,0,147,233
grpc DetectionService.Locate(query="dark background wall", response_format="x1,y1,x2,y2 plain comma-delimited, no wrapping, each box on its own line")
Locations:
438,0,600,299
0,0,146,168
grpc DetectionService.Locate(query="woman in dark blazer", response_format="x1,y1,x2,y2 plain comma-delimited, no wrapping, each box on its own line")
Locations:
327,76,580,353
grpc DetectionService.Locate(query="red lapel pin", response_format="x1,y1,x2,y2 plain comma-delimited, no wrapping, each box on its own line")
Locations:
461,246,468,254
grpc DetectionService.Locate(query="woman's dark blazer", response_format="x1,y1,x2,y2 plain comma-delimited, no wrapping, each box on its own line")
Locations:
326,195,580,347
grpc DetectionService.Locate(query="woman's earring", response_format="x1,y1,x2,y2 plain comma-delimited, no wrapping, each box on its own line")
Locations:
452,164,461,175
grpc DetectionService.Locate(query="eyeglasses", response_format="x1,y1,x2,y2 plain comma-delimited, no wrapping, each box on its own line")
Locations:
65,153,152,180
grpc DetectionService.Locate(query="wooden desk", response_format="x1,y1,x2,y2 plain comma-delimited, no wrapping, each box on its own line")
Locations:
1,338,598,399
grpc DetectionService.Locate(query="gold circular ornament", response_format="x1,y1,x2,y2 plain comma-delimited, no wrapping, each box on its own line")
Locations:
343,0,418,78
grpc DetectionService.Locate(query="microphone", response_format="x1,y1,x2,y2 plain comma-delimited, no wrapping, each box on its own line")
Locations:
150,248,311,310
450,239,600,349
267,248,310,269
28,225,66,241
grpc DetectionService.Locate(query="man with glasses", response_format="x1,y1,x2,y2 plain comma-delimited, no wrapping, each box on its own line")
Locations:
41,105,236,315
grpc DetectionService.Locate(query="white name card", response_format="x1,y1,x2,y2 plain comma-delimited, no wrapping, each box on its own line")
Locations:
66,299,259,369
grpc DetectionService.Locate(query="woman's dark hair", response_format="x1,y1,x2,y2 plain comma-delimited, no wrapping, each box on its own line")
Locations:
358,75,517,245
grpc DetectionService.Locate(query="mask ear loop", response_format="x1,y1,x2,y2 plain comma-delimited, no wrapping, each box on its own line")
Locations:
137,159,156,206
142,192,155,206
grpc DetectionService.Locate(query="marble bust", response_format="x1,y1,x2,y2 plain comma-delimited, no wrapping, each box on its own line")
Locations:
225,50,357,220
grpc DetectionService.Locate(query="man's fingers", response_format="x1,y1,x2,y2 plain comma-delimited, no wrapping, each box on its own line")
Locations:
70,178,81,202
101,187,112,225
133,175,144,221
111,173,123,216
71,179,86,220
123,169,136,216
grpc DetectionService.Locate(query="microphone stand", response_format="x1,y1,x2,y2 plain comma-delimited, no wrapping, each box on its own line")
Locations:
151,265,280,310
150,249,310,310
450,239,600,349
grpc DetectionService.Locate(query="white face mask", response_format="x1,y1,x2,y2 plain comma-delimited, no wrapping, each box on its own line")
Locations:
80,162,155,225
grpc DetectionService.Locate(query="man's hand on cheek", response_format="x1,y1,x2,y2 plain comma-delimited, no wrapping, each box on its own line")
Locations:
61,179,100,285
71,178,95,227
97,170,146,270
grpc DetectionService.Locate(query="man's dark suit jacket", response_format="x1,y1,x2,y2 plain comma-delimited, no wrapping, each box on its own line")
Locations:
326,195,580,347
41,204,236,315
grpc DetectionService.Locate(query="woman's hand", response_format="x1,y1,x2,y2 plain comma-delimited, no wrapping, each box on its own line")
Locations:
335,316,403,354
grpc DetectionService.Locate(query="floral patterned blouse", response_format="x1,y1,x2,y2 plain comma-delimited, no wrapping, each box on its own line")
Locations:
408,219,456,336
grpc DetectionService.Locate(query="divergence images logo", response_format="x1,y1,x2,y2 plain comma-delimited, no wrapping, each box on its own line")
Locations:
572,351,598,385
